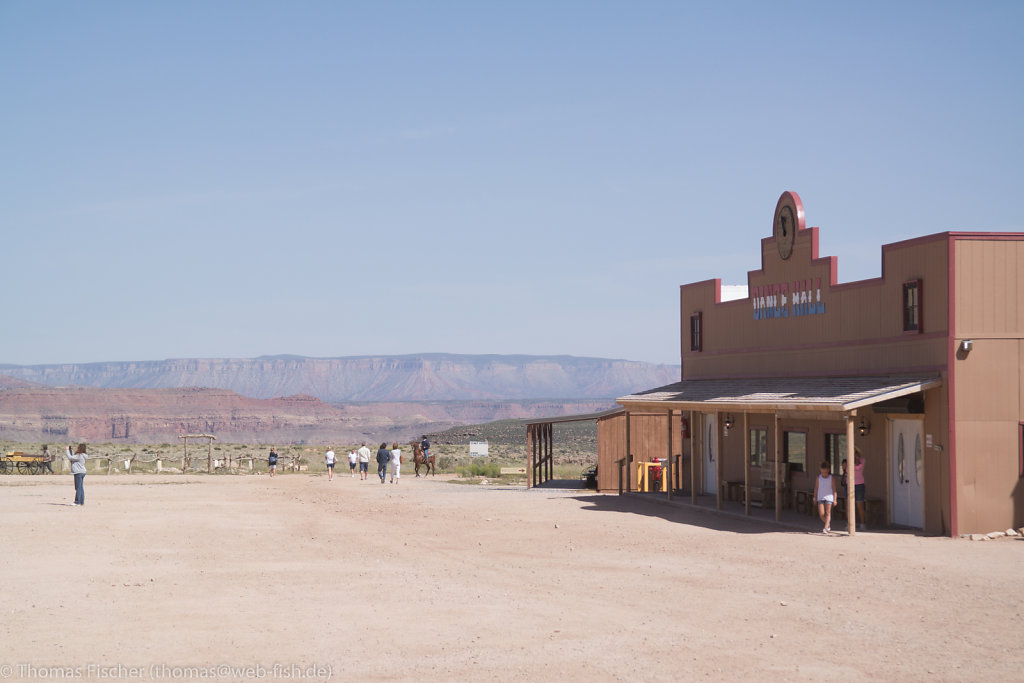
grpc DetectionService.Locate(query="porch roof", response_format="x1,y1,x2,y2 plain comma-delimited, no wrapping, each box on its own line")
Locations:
617,374,942,414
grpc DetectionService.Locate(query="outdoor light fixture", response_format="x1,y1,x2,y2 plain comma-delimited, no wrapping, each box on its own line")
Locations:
858,418,871,437
724,414,734,430
959,339,973,354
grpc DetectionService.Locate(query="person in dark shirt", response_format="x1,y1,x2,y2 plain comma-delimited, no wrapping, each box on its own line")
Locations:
376,443,390,484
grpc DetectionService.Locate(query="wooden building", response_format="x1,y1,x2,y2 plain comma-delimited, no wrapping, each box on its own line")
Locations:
606,191,1024,537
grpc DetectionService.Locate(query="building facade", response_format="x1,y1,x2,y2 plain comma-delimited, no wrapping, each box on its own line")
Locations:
605,191,1023,536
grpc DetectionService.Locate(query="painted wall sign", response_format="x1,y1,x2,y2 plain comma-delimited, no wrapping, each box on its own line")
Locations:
751,278,826,320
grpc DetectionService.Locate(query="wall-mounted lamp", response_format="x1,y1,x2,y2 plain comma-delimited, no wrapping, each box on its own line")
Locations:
724,414,734,430
858,418,871,437
959,339,973,354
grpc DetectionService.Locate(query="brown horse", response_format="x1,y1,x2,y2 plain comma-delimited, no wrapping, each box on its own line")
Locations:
412,443,435,477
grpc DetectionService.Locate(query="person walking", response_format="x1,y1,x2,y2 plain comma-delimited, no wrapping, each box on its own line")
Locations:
66,443,88,506
376,443,390,484
390,442,402,483
348,449,358,478
357,443,371,481
325,447,336,482
268,448,279,477
814,460,838,534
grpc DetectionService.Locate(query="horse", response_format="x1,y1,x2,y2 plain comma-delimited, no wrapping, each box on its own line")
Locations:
412,442,435,477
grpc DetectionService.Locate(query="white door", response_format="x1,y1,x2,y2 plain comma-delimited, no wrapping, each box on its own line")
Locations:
703,412,717,495
890,419,924,528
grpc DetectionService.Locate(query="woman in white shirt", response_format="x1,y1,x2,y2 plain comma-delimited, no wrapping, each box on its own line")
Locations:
390,443,402,483
814,461,837,534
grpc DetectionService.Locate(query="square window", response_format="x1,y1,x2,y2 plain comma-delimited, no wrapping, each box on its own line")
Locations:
784,431,806,473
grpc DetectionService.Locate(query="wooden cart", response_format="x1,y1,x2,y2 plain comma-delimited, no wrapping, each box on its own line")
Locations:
0,452,52,474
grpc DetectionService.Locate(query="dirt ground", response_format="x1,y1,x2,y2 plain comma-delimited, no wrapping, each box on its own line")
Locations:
1,473,1021,682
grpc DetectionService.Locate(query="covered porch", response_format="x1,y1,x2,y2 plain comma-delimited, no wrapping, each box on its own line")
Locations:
617,375,942,536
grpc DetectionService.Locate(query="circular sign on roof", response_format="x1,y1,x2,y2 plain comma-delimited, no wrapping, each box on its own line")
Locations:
773,191,805,260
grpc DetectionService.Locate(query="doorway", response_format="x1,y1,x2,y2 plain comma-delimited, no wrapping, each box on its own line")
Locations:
890,419,924,528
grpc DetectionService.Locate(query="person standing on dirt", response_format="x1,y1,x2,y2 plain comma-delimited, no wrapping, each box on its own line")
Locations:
357,443,371,480
389,442,402,483
814,460,838,534
325,446,336,482
42,444,55,474
348,449,358,478
268,448,279,477
66,443,87,505
375,442,390,484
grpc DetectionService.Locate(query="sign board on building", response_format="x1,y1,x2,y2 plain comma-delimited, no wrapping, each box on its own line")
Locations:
469,440,489,457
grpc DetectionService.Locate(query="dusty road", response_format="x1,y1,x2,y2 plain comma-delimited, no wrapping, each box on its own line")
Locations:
1,473,1021,682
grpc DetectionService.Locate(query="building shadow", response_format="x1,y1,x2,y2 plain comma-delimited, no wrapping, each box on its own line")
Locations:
568,491,923,536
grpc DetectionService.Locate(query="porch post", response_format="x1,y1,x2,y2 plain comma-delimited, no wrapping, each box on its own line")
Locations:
625,409,631,493
715,411,723,510
743,411,751,516
526,425,534,488
774,413,781,522
666,409,673,501
846,414,857,535
690,410,697,504
546,423,553,483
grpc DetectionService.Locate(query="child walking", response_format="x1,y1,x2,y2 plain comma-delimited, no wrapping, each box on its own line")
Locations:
814,461,837,534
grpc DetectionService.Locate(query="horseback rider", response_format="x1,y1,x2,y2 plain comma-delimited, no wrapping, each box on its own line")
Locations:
420,435,430,462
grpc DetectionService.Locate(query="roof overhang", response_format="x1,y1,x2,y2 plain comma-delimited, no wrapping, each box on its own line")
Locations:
617,375,942,415
523,407,624,427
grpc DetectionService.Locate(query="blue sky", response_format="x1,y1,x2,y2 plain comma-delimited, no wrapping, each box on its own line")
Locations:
2,1,1021,366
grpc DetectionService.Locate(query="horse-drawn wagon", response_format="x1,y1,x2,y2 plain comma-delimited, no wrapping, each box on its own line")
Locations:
1,451,53,474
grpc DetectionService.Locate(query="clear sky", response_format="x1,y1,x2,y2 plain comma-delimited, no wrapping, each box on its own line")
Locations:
2,1,1021,366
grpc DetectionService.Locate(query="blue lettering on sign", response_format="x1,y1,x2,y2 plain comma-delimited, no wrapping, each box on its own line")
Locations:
752,279,826,321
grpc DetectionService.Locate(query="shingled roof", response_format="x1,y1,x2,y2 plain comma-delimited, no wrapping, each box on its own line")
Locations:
617,375,942,413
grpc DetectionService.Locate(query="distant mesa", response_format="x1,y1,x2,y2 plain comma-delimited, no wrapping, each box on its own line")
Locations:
0,353,679,402
0,354,678,443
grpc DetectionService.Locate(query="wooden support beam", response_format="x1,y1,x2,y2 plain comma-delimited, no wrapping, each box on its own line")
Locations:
846,414,857,535
743,412,751,516
625,410,631,493
666,409,673,501
690,410,697,504
715,411,722,510
774,414,781,522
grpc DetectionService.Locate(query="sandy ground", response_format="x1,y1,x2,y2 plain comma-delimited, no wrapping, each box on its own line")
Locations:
1,472,1021,682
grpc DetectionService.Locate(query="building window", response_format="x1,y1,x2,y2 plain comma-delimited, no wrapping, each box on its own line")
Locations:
903,279,922,332
825,432,847,475
690,312,702,351
784,431,807,473
749,427,767,467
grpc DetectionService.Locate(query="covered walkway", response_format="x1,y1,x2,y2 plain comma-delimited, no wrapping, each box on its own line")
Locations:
617,374,942,536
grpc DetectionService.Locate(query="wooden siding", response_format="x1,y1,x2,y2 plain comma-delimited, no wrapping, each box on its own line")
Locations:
680,232,950,379
955,239,1024,337
953,338,1024,531
597,411,687,492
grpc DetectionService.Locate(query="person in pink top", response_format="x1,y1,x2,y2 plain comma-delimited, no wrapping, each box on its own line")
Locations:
842,447,868,531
